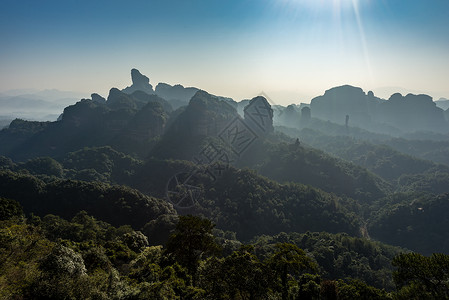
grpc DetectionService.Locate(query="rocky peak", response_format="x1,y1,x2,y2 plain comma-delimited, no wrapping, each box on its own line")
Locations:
244,96,274,134
91,93,106,104
322,85,365,99
107,88,137,110
131,69,150,87
155,82,199,108
122,69,154,95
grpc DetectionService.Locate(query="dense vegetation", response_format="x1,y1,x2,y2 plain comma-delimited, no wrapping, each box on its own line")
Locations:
0,162,361,243
2,202,447,299
256,142,391,203
0,170,175,230
285,128,449,194
369,192,449,255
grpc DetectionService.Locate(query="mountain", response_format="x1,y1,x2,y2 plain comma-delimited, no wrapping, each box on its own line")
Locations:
310,85,387,133
0,82,393,207
255,141,391,203
0,119,52,157
0,88,172,160
149,90,239,160
123,159,362,241
121,68,154,95
148,91,391,204
154,82,234,110
0,155,362,243
377,93,448,133
369,192,449,255
4,70,449,298
0,119,12,129
283,128,449,194
0,169,175,230
309,85,449,134
155,82,199,109
380,137,449,167
273,104,301,128
0,70,241,162
121,68,234,110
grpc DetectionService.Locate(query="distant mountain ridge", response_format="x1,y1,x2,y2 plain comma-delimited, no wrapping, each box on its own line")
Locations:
120,68,234,109
0,90,85,121
309,85,448,134
1,88,86,100
2,70,448,163
0,87,172,160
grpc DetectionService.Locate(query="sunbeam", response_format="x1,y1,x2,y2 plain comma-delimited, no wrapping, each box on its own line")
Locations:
351,0,373,83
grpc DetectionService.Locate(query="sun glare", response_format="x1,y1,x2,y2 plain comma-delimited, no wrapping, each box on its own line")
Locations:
279,0,359,11
274,0,373,84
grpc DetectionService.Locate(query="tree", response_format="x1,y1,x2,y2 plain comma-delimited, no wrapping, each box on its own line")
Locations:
336,279,391,300
0,197,23,220
165,215,221,280
21,157,64,177
297,273,321,299
267,243,318,300
392,252,449,299
221,245,269,300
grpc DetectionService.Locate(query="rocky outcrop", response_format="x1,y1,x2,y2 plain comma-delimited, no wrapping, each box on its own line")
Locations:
130,90,173,113
91,93,106,104
155,83,199,109
107,88,137,110
243,96,274,135
310,85,382,126
122,69,154,95
183,90,237,136
309,85,449,134
274,104,300,128
149,90,238,160
300,106,311,126
61,99,109,127
378,93,448,133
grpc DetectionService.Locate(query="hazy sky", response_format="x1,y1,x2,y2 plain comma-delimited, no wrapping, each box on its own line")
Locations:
1,0,448,104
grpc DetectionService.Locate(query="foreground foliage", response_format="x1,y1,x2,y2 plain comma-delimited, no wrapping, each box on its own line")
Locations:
2,204,445,299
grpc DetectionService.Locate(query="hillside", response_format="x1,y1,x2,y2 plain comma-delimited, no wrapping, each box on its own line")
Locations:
0,89,171,160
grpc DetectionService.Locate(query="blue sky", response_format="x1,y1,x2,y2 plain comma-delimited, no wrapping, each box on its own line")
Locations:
1,0,448,104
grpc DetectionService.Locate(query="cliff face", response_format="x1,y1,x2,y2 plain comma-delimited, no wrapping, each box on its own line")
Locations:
243,96,274,135
155,83,199,109
310,85,382,126
122,68,154,95
170,90,237,137
310,85,448,134
377,93,448,133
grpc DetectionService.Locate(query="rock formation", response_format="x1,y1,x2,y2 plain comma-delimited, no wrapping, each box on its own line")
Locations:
122,69,154,95
300,106,311,126
91,93,106,104
378,93,448,133
310,85,382,127
243,96,274,135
